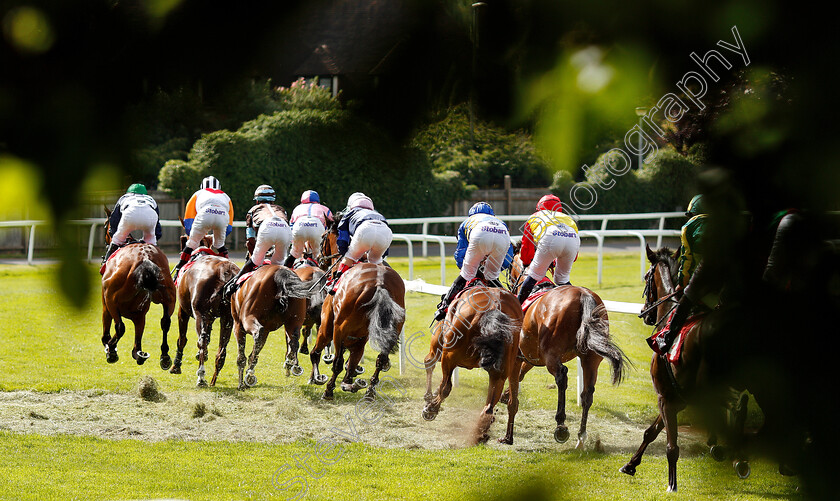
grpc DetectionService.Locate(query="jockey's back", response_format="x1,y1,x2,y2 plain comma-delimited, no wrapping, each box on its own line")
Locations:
341,207,387,235
291,203,332,227
247,203,288,229
117,192,157,211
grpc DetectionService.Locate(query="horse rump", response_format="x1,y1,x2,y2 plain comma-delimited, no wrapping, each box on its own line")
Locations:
475,309,518,371
576,290,630,385
133,258,163,293
363,287,405,354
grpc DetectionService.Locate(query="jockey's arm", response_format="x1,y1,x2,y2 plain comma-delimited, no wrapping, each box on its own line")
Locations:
336,213,351,255
154,205,162,241
183,193,198,234
453,221,468,269
520,222,536,266
108,202,122,238
502,242,515,270
226,198,234,236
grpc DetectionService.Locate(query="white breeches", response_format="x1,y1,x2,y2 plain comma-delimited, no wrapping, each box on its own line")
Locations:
251,217,292,265
527,224,580,284
345,220,392,265
290,216,325,259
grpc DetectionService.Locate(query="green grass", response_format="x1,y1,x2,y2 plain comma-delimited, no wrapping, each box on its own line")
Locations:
0,254,799,500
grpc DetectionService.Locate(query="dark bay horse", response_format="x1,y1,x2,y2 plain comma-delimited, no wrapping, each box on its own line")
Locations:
293,264,326,358
506,252,629,448
619,245,749,492
422,286,524,445
101,208,176,368
308,225,406,401
211,265,311,389
174,250,239,386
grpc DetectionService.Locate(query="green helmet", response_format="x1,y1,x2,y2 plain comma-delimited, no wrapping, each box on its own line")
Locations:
685,194,704,216
127,183,147,195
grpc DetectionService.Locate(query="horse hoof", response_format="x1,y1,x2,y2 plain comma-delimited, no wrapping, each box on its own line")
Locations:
421,408,437,421
238,384,247,391
106,352,119,364
341,382,355,393
160,355,172,370
309,374,329,385
135,351,150,365
196,379,208,388
345,363,365,375
290,365,304,377
321,391,334,401
554,426,570,443
169,365,181,375
498,436,513,445
364,387,377,400
245,373,257,387
779,463,797,476
619,464,636,476
323,353,335,364
710,445,728,462
499,393,510,405
299,346,309,355
381,359,391,372
354,378,368,389
477,433,491,445
734,460,751,479
195,352,200,361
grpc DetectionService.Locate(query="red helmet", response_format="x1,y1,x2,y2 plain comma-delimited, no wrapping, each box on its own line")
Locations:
536,194,562,212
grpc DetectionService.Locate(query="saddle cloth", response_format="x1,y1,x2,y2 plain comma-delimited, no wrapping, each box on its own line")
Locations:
99,245,127,275
235,260,274,286
648,311,704,363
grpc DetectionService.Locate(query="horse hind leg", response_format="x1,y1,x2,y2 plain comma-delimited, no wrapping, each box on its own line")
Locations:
422,356,455,422
322,345,346,400
473,372,506,446
284,326,303,377
194,316,214,387
340,345,366,393
365,352,390,400
548,360,570,443
159,307,173,370
620,414,664,476
170,310,194,375
102,309,118,363
243,323,268,388
210,314,233,387
576,355,600,450
130,315,150,365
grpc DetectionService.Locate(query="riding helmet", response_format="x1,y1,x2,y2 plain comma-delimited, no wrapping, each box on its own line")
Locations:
685,194,704,216
254,184,276,202
301,190,320,204
126,183,147,195
536,194,563,212
350,195,374,210
346,192,367,207
468,202,494,216
201,176,220,191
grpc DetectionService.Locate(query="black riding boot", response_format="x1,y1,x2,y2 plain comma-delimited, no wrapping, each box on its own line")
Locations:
487,278,504,288
171,246,194,279
654,295,692,354
102,243,119,263
283,254,296,268
517,276,538,304
223,258,256,302
216,245,228,258
434,276,468,321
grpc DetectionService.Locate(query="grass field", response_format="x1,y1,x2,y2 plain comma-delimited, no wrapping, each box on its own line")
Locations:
0,254,802,500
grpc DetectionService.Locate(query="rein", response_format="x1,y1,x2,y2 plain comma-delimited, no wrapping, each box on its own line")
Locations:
637,289,680,319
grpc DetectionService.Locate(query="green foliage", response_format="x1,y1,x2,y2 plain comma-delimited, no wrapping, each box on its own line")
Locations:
159,109,467,217
412,104,551,188
555,145,701,215
276,77,341,111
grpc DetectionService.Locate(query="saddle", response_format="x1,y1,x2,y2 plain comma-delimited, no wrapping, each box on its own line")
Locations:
648,310,704,364
174,247,226,284
235,259,275,286
520,277,557,313
293,257,319,269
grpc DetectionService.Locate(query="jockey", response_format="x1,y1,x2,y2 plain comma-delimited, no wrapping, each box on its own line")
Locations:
284,189,333,267
433,202,515,321
651,194,708,354
516,194,580,303
171,176,234,279
104,183,162,262
223,184,291,299
325,193,391,295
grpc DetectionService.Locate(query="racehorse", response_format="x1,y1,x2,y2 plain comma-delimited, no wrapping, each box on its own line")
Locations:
505,251,630,448
292,263,326,358
422,285,523,445
101,208,176,368
210,264,311,389
619,245,749,492
307,221,406,401
173,233,239,386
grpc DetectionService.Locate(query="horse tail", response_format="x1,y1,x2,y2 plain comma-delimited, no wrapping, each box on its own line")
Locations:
273,267,310,312
475,309,518,372
576,289,630,385
307,269,327,318
133,258,162,293
363,287,405,355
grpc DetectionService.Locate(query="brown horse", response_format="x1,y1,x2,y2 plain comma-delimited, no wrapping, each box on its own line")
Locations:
619,245,749,491
210,265,311,389
422,286,524,445
293,263,327,359
173,245,239,386
307,224,406,400
101,208,176,368
505,251,629,447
